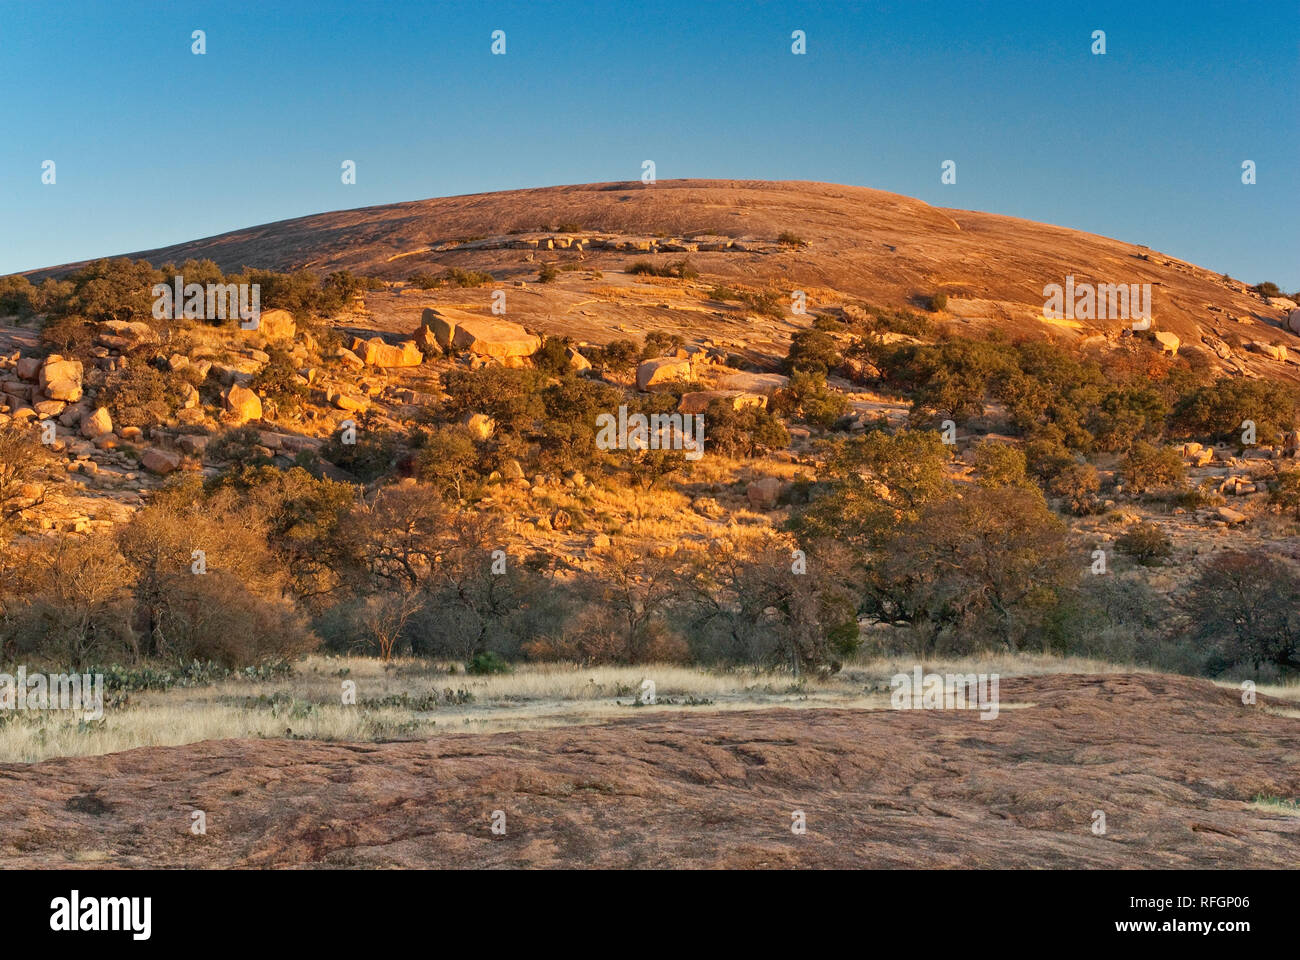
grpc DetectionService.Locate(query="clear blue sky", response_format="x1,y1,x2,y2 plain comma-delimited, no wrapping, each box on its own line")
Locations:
2,0,1296,287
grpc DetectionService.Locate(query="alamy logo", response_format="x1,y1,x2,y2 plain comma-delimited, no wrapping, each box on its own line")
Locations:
890,666,1000,720
595,405,705,461
0,667,103,720
50,891,151,940
1043,276,1150,324
152,275,261,329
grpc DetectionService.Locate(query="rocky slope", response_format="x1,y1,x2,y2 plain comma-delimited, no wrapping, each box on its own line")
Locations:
28,180,1300,384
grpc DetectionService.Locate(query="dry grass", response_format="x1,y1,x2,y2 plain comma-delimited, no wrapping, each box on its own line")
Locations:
0,652,1191,765
1250,794,1300,816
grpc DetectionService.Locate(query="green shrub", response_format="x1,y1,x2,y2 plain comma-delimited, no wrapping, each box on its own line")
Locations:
626,259,697,280
1115,522,1172,565
209,425,275,466
250,348,308,416
704,399,790,458
1122,442,1185,490
592,339,639,375
1171,378,1298,446
972,440,1034,489
845,304,932,338
407,268,494,289
641,331,685,360
0,275,36,317
407,271,442,290
467,650,512,675
786,329,842,376
413,425,481,498
103,363,188,427
320,421,399,482
771,371,849,428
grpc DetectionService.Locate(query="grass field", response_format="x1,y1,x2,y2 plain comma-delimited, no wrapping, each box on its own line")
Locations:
0,653,1295,763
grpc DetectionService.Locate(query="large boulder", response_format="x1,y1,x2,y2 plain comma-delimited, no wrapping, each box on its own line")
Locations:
450,317,541,360
1216,506,1247,524
1288,308,1300,335
15,357,41,382
360,337,423,368
225,384,263,424
211,358,262,386
566,346,592,372
97,320,158,347
251,308,296,341
80,407,113,439
746,477,785,510
335,347,365,370
141,447,181,475
1250,341,1288,362
678,390,767,415
38,356,83,402
637,356,693,391
718,372,791,395
1154,331,1180,355
421,307,464,350
411,323,442,357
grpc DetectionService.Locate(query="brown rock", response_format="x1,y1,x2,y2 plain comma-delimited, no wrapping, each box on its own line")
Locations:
678,390,767,414
1250,341,1288,362
38,357,84,402
360,337,422,368
0,674,1288,868
421,307,460,350
80,407,113,439
244,308,296,341
412,324,442,357
718,372,791,395
224,384,262,424
332,393,367,412
746,476,784,510
637,356,693,391
566,346,592,372
1215,506,1247,524
450,316,541,360
335,348,365,370
141,447,181,475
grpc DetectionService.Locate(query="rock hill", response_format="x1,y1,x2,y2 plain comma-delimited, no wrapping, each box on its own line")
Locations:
28,180,1300,383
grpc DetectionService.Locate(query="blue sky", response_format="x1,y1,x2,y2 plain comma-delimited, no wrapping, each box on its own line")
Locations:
2,0,1296,286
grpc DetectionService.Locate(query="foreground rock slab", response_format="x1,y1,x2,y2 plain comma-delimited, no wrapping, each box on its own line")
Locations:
0,674,1294,868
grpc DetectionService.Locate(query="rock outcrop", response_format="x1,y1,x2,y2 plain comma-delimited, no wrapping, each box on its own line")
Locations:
360,337,423,368
679,390,767,415
225,384,263,424
637,356,693,391
79,407,113,439
423,308,540,360
38,357,84,402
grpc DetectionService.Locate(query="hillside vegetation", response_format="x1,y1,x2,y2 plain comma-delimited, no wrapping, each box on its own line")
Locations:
2,182,1299,695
